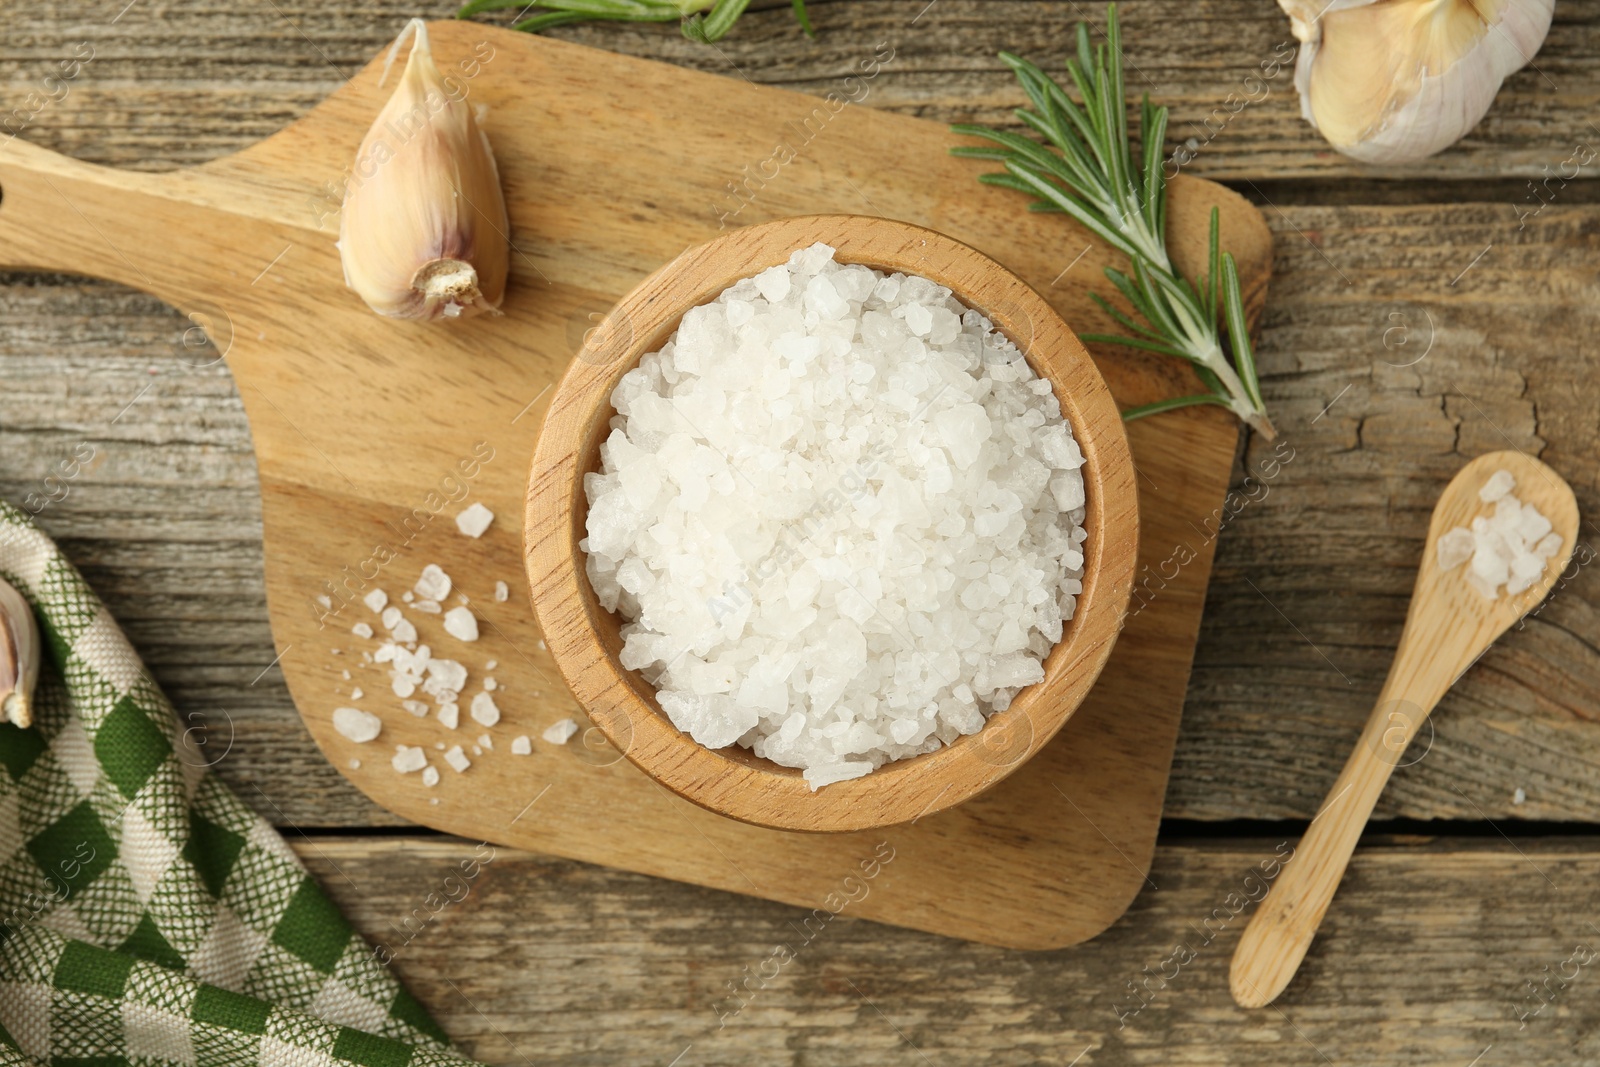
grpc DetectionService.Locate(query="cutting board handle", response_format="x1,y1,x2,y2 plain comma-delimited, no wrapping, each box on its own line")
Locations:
0,137,241,313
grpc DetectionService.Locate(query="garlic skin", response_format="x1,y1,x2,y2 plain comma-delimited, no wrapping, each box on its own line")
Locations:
339,19,510,321
0,577,39,729
1281,0,1554,165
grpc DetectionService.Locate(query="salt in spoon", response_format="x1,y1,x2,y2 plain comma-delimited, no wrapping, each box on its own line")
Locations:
1230,449,1580,1008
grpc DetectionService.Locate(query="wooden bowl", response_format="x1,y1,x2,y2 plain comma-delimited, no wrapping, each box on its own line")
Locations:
525,215,1138,833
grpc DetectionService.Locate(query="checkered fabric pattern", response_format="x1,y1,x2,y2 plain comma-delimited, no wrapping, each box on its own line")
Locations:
0,500,473,1067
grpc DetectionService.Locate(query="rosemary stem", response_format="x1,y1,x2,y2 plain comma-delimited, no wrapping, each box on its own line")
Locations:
1196,342,1275,438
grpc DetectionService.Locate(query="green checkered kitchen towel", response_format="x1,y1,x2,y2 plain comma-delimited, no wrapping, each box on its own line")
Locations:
0,499,474,1067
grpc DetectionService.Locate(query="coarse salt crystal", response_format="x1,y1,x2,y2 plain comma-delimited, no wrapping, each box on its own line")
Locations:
445,745,471,772
511,735,531,755
494,581,509,602
1436,528,1474,571
391,745,427,773
542,718,578,745
381,606,402,629
415,564,452,602
414,599,441,614
484,677,497,691
470,692,500,726
348,758,361,770
478,733,493,750
391,619,418,644
333,707,381,743
443,606,479,642
363,589,388,613
422,766,440,787
426,658,468,693
804,761,874,789
402,700,429,717
438,703,460,729
350,687,363,700
456,502,495,538
1479,469,1516,503
352,622,373,639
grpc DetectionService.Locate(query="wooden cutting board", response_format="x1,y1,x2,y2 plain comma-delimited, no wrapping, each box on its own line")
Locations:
0,24,1264,948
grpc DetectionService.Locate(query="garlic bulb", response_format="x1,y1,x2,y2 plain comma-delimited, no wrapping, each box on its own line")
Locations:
1280,0,1554,164
339,19,510,320
0,577,39,729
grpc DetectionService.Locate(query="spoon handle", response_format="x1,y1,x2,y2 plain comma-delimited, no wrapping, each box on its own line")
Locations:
1229,679,1440,1008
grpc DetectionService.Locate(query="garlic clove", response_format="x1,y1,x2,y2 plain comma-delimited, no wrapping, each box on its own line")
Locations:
339,19,511,321
0,577,40,730
1282,0,1554,165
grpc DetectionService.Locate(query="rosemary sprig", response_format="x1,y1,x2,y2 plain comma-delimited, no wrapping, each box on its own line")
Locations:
949,4,1276,439
456,0,813,43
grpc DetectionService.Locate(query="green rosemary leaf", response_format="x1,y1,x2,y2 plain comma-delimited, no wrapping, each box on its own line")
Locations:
1119,394,1231,421
1087,292,1170,343
1106,14,1130,186
1079,332,1187,359
458,0,521,15
950,144,1017,161
1220,252,1265,409
1074,22,1094,84
513,10,600,31
1140,96,1167,237
1207,207,1221,330
976,171,1049,199
790,0,814,36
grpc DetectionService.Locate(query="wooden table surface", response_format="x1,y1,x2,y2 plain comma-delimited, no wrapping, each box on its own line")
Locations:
3,1,1598,1063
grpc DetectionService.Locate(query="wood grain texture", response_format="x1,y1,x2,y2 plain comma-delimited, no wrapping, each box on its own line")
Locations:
294,833,1600,1066
527,214,1140,832
1230,451,1581,1008
1,35,1596,832
0,25,1265,945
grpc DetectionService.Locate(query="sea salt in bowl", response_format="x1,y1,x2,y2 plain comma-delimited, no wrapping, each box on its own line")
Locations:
525,215,1137,833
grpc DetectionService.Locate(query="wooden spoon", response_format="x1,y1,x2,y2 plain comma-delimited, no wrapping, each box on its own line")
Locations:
1230,449,1580,1008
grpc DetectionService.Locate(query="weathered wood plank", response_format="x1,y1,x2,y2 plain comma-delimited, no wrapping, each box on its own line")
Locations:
294,834,1600,1066
0,1,1594,182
